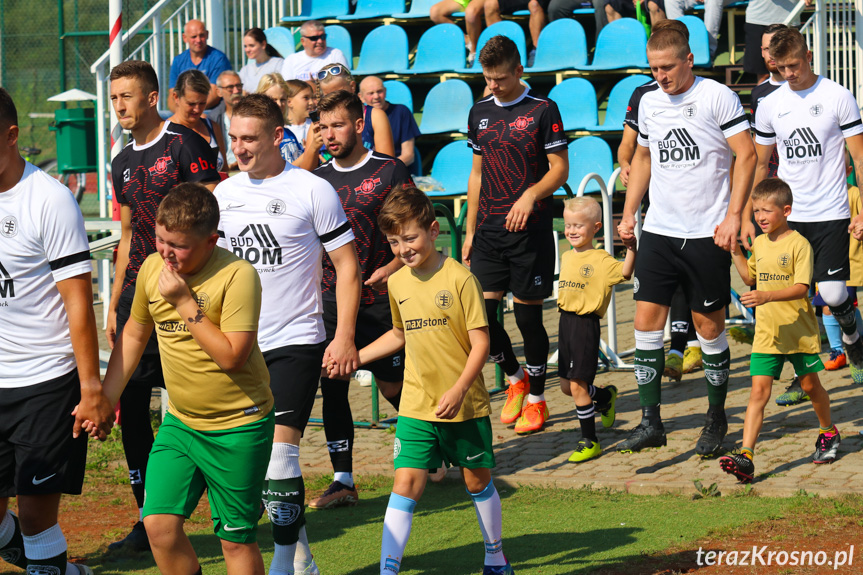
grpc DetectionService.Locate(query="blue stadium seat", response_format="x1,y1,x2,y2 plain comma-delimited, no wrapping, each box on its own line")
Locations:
457,21,526,72
397,23,466,75
341,0,405,19
324,25,353,66
430,141,473,196
526,19,587,72
384,80,413,112
576,18,648,70
419,79,473,134
556,136,613,195
678,15,710,66
392,0,438,18
548,78,598,131
353,25,409,75
590,75,651,131
282,0,349,22
264,27,296,57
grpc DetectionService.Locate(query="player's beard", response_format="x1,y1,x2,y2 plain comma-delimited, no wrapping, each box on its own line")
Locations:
328,130,358,159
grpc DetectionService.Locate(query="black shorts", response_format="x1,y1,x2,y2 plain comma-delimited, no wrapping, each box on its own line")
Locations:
0,370,88,497
263,342,327,432
323,299,405,383
789,219,851,283
557,311,600,385
744,23,769,76
633,231,731,313
604,0,636,17
471,227,555,301
117,287,166,390
497,0,549,13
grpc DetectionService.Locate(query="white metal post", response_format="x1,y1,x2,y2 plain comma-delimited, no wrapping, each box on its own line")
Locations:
206,0,226,52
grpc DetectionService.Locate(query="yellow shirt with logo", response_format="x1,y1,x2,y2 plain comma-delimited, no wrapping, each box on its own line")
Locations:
747,231,819,355
130,248,273,431
848,185,863,287
388,256,490,423
557,248,625,317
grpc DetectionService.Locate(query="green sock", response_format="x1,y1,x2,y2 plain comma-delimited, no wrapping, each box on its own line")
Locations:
634,348,664,407
703,348,730,406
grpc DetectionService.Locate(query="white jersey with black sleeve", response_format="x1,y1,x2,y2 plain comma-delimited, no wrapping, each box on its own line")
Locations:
754,76,863,222
214,162,355,351
637,76,750,238
0,161,92,388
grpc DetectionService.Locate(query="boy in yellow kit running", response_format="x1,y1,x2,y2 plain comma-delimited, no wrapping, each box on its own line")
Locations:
333,185,514,574
720,178,839,483
557,197,636,463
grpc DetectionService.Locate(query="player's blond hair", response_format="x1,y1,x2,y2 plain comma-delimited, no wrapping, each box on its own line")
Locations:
751,178,793,208
651,19,689,41
378,185,436,234
646,28,691,60
157,183,220,237
769,27,809,61
563,196,602,224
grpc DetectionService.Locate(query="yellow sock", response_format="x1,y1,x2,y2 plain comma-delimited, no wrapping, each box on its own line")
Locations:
741,448,754,460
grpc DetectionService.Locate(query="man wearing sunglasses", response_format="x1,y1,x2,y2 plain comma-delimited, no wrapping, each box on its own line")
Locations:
281,20,350,83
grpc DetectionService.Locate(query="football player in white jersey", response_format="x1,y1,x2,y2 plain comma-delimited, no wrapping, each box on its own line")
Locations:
618,28,756,456
752,27,863,384
0,88,113,575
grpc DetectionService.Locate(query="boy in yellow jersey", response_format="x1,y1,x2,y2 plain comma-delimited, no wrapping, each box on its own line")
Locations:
339,185,513,575
719,178,839,484
84,183,274,575
558,197,635,463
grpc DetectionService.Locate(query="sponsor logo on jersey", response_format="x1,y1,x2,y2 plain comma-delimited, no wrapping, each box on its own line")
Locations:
509,116,535,131
580,264,594,278
658,128,700,164
777,253,792,268
148,156,174,175
559,279,586,289
355,177,382,194
435,290,454,309
404,317,449,331
0,260,14,298
783,128,822,160
158,320,189,333
230,224,283,266
0,215,17,238
759,272,791,282
267,199,287,216
810,104,823,117
478,118,489,130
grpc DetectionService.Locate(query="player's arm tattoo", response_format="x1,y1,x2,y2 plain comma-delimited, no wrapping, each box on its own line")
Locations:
187,308,206,324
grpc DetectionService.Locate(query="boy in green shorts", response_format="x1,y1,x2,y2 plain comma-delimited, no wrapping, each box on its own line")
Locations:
87,183,274,575
557,197,635,463
719,178,840,483
335,185,514,575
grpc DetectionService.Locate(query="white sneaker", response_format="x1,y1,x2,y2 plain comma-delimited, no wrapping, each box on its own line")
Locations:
527,49,536,67
467,51,477,67
295,558,321,575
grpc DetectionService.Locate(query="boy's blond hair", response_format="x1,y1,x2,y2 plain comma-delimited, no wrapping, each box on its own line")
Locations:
378,185,436,234
751,177,793,208
563,196,602,224
157,182,220,237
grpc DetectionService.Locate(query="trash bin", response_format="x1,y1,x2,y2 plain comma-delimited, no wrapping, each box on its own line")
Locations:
50,107,97,174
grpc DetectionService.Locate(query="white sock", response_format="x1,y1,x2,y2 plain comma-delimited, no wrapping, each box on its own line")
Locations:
138,508,143,522
271,542,297,575
469,482,505,567
687,340,701,348
293,525,315,573
333,471,354,488
65,563,81,575
527,393,545,404
381,493,415,574
22,523,67,559
0,511,14,547
843,330,861,345
507,367,525,385
269,443,302,575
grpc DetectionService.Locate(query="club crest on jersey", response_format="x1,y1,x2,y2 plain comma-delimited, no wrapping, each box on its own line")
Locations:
777,253,792,269
0,215,18,238
355,177,382,194
267,199,287,216
580,264,594,278
194,291,211,312
509,116,534,131
435,290,454,310
810,104,823,116
682,104,697,118
123,168,131,182
148,156,174,175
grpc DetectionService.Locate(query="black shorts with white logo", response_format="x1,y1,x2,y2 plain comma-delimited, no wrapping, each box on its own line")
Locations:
557,310,601,385
789,219,850,283
471,227,555,301
117,287,166,390
323,298,405,383
0,370,88,497
633,231,731,313
263,342,327,432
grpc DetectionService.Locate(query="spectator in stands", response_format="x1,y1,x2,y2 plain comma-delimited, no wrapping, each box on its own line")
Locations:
281,20,350,82
216,70,243,170
238,27,285,95
257,73,323,171
744,0,806,81
547,0,607,42
429,0,487,67
605,0,665,27
285,79,316,147
664,0,730,59
168,19,232,112
317,64,395,156
359,76,421,171
481,0,550,67
169,70,227,172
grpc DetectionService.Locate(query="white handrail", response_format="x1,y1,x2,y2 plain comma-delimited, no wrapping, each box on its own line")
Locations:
90,0,181,73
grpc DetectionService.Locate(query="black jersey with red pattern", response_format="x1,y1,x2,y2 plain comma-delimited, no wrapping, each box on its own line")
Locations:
112,121,219,296
314,151,412,304
750,78,783,178
623,80,659,132
467,89,567,232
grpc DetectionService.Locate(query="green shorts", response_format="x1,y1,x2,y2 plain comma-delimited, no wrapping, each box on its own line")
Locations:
143,411,274,543
393,416,495,470
750,352,824,379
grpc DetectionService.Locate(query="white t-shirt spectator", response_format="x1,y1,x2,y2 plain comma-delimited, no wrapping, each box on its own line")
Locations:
238,57,285,93
281,47,350,82
288,118,312,146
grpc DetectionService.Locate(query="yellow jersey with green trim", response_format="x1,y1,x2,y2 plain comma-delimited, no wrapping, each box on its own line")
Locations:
557,248,625,317
747,230,819,355
388,256,490,422
848,185,863,287
130,247,273,431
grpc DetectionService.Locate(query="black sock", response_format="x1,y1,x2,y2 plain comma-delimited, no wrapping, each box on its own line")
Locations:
576,403,597,441
0,513,25,568
514,303,549,396
26,551,67,575
267,478,305,545
384,389,401,411
485,299,520,375
829,298,859,336
119,383,157,510
590,385,611,406
669,287,690,354
642,404,662,425
321,378,354,474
